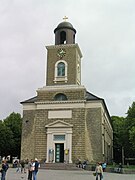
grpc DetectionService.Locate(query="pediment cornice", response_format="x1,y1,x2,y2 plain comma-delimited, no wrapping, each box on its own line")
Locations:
45,120,73,128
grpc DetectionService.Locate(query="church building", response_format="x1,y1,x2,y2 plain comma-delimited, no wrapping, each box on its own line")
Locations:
21,19,113,164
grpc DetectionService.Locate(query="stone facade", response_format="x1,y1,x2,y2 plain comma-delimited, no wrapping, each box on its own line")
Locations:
21,20,113,164
21,85,113,163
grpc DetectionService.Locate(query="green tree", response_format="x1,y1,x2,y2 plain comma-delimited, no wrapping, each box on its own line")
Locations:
129,126,135,150
112,102,135,163
126,102,135,151
0,121,14,157
111,116,126,163
0,112,22,159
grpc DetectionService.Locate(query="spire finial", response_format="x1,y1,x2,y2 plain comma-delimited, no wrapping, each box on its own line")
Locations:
63,16,68,21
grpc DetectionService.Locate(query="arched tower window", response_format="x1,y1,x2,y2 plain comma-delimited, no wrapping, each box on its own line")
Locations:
54,60,68,83
57,62,65,76
73,34,75,43
54,93,67,101
60,31,66,44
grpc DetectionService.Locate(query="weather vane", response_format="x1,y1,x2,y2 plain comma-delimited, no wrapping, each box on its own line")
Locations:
63,16,68,21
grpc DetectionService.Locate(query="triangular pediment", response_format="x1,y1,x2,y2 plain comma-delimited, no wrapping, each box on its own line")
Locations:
45,120,73,128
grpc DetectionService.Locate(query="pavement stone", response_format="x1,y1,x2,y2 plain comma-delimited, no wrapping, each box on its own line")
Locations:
3,168,135,180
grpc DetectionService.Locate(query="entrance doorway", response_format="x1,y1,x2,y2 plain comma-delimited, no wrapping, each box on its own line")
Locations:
55,143,64,163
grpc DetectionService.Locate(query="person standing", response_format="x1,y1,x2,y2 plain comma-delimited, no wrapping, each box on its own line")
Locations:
1,160,9,180
95,162,103,180
15,160,21,173
32,158,40,180
102,162,107,172
20,160,25,173
28,159,33,180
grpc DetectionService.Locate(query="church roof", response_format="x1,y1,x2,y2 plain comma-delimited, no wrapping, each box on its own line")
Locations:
85,91,102,101
21,91,102,103
58,21,73,28
20,96,37,104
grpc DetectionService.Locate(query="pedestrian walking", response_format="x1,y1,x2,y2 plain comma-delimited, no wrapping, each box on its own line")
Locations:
16,160,21,173
95,162,103,180
32,158,40,180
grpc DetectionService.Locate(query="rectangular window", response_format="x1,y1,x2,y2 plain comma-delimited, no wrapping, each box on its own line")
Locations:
54,135,65,141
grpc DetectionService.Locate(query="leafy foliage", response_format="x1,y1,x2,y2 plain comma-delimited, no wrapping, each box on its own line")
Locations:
0,112,22,159
112,102,135,164
111,116,126,163
126,102,135,150
129,126,135,150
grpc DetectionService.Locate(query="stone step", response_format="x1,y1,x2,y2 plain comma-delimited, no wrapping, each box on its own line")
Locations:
40,163,83,171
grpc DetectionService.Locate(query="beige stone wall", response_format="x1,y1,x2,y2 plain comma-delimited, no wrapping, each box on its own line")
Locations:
37,88,85,101
21,110,36,160
103,112,113,162
46,45,81,86
72,108,86,162
85,108,103,163
33,109,48,161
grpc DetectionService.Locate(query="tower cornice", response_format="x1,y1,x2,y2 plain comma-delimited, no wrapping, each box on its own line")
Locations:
37,84,86,92
46,43,83,58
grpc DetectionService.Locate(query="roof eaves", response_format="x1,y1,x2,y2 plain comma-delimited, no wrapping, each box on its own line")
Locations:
20,96,37,104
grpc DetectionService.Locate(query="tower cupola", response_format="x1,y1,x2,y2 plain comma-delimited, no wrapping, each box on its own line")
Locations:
54,18,76,45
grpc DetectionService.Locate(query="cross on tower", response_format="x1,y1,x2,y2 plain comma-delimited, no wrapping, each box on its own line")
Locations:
63,16,68,21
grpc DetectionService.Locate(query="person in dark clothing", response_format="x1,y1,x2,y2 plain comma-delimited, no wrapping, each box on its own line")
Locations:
0,160,9,180
32,158,40,180
118,163,123,173
20,160,26,173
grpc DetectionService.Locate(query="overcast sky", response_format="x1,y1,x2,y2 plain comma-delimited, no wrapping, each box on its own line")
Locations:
0,0,135,120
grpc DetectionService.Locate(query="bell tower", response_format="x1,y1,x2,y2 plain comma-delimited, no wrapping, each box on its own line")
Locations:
46,18,82,86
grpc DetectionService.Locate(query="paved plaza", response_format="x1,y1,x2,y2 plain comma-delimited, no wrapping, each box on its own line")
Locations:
3,168,135,180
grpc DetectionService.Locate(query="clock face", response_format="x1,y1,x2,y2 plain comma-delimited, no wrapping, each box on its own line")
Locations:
57,48,66,59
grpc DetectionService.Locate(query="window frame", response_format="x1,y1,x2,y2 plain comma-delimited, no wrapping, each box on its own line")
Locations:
54,60,68,83
54,93,68,101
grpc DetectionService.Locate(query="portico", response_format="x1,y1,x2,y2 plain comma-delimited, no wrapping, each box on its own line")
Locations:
45,120,73,163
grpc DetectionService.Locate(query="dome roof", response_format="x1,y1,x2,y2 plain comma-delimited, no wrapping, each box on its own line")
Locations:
57,21,74,28
54,21,76,33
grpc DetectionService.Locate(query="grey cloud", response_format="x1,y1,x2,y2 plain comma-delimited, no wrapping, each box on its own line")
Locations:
0,0,135,119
